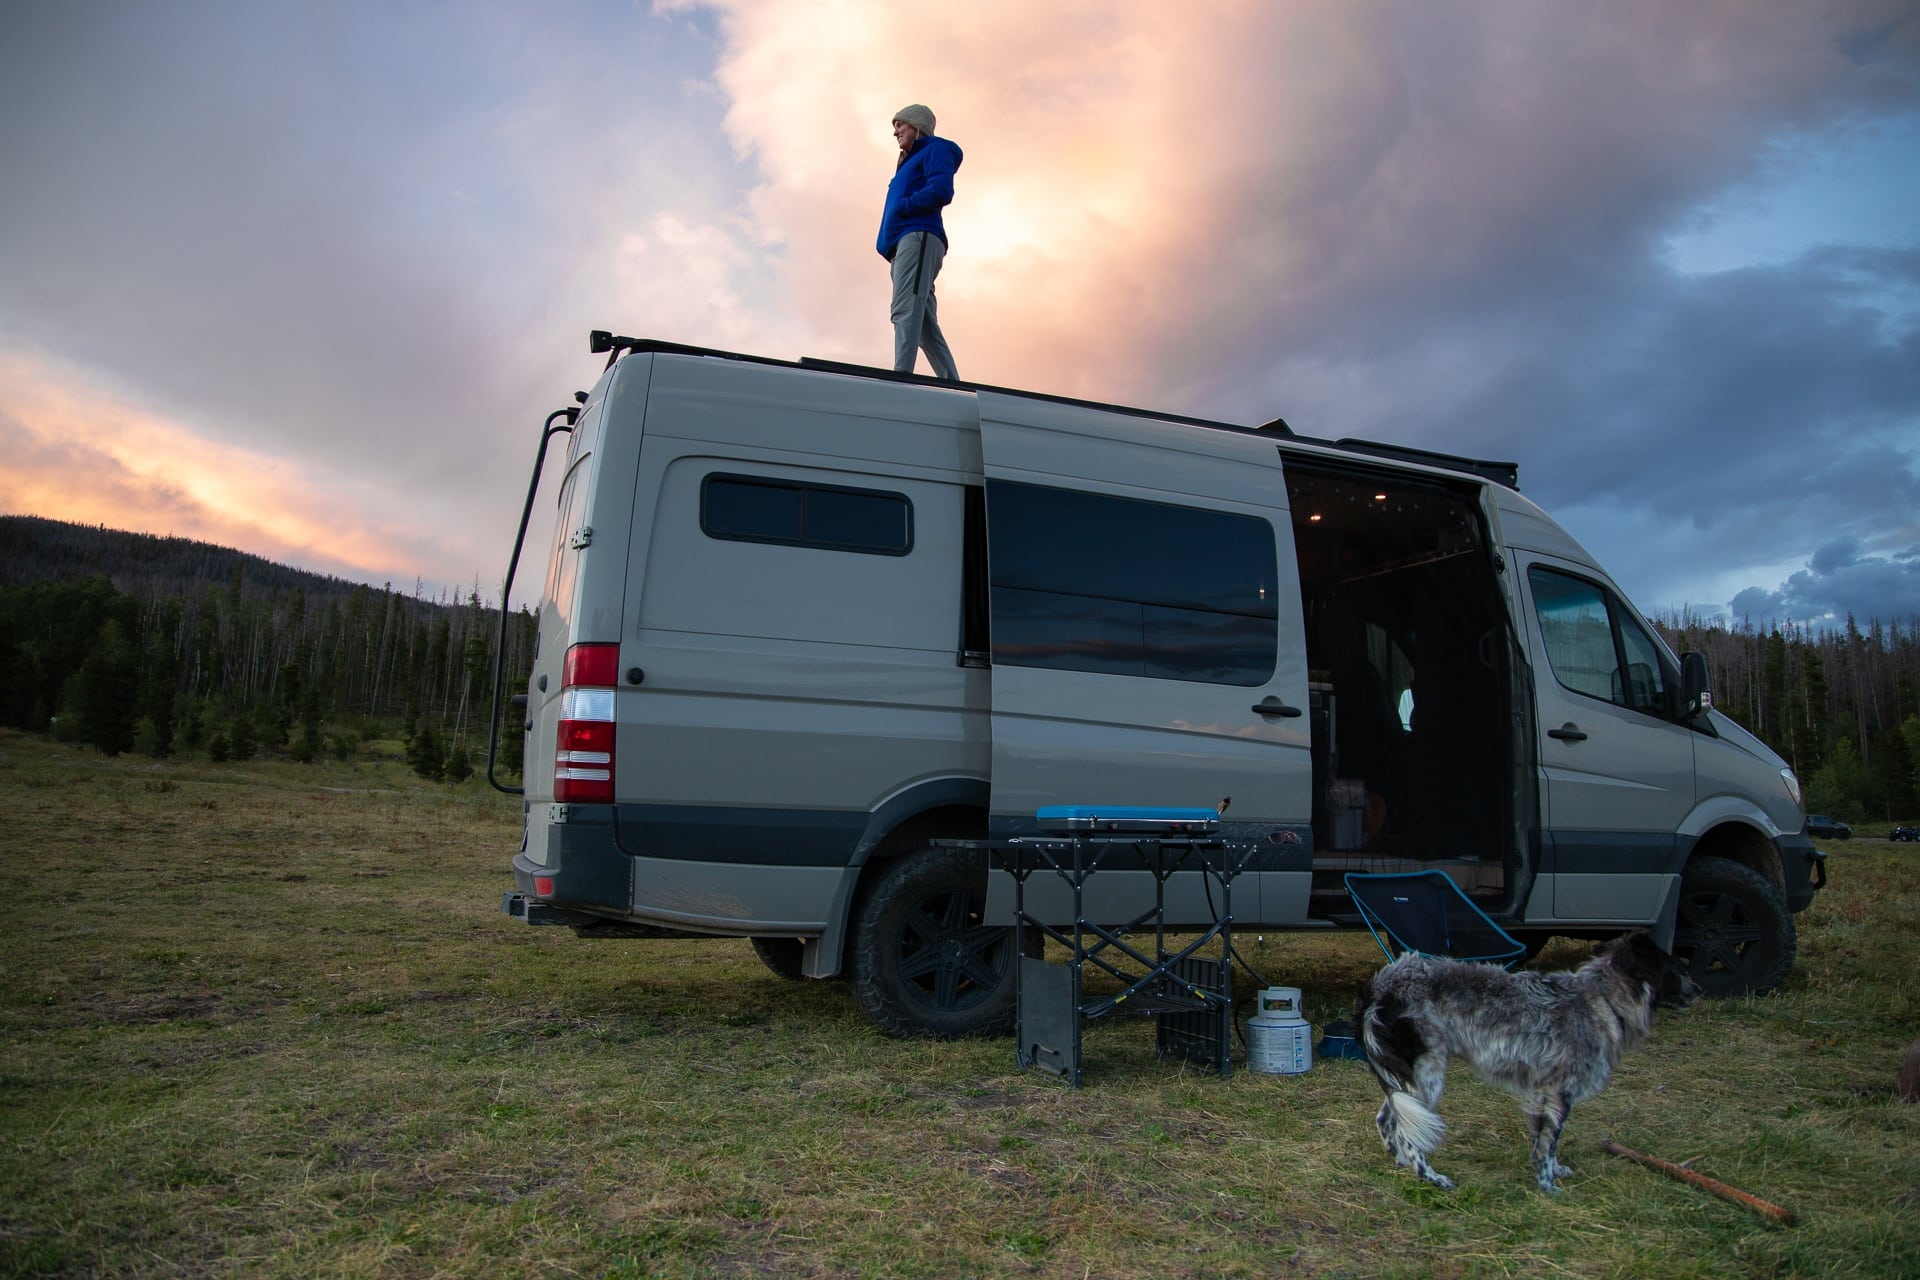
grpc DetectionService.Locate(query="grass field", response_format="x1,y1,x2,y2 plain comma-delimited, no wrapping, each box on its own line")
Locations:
2,730,1916,1278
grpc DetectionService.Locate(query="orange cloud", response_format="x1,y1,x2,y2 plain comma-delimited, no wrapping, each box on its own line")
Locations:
650,0,1884,425
0,347,456,586
647,0,1382,407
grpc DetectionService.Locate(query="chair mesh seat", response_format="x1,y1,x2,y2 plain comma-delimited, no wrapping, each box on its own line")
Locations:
1344,869,1525,964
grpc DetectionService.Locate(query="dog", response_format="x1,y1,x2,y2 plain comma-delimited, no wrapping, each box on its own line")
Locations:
1357,931,1701,1192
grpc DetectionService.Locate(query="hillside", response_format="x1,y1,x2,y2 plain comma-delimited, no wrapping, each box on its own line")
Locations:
0,516,532,762
0,514,450,609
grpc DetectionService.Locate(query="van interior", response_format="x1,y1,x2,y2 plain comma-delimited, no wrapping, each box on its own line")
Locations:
1284,464,1526,914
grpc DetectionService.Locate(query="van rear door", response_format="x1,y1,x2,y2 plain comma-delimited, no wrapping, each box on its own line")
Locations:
976,392,1311,861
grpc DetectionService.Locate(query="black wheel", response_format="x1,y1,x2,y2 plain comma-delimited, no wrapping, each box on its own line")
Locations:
750,936,806,982
1672,856,1796,997
848,846,1031,1039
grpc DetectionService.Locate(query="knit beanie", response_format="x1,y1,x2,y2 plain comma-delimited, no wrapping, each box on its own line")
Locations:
892,104,937,137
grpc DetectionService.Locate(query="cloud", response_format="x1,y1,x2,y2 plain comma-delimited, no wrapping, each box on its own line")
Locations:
678,0,1918,395
0,0,1915,624
676,0,1920,622
0,1,755,592
1729,533,1920,626
0,351,467,586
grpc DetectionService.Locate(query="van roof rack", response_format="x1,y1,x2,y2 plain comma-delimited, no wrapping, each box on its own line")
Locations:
1318,439,1519,490
793,354,1299,440
586,332,1519,489
590,331,1290,439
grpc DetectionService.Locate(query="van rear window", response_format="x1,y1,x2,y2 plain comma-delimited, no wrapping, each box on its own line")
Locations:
701,474,913,556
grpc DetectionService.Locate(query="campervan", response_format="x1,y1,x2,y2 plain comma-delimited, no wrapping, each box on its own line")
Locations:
493,335,1825,1038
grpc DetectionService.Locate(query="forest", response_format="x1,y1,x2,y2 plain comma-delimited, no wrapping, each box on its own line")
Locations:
1,515,1916,819
1659,608,1920,822
0,516,534,783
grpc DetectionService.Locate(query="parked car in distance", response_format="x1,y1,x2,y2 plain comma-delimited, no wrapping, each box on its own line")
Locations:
1890,825,1919,843
1805,814,1852,840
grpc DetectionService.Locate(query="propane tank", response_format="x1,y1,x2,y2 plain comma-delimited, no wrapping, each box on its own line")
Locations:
1245,986,1313,1075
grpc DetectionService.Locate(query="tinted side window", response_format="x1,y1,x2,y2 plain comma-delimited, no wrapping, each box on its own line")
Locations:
1529,567,1671,713
702,474,912,556
987,481,1278,685
1616,612,1671,713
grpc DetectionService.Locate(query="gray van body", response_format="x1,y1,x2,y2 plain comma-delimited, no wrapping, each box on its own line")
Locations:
502,339,1824,1033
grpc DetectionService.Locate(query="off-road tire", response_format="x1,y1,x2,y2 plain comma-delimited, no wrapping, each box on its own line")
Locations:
750,936,806,982
1672,856,1796,997
848,846,1032,1039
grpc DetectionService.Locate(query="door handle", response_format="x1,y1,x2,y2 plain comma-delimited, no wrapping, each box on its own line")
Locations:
1252,699,1304,718
1547,723,1588,742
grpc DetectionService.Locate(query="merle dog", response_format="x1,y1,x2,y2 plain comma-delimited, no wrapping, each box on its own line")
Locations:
1357,931,1701,1192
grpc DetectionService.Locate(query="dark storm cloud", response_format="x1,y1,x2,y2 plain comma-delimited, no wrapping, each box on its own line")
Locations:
1162,1,1920,625
1730,536,1920,626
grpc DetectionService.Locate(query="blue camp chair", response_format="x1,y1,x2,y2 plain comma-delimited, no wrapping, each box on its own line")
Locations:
1344,869,1526,965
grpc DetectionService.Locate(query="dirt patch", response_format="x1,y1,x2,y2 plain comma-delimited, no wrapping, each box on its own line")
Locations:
97,990,227,1027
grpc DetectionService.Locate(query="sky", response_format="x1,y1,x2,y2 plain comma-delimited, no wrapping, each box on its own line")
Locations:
1,0,1917,630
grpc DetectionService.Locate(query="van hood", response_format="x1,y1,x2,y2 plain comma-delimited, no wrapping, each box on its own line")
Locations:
1708,709,1790,772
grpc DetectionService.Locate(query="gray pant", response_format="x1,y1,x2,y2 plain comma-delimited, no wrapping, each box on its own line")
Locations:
889,231,958,380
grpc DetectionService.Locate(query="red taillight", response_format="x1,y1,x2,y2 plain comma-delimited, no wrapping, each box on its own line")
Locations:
554,642,618,803
534,875,555,897
564,642,621,688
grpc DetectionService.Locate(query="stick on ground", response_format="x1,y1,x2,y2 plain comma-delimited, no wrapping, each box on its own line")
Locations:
1602,1139,1797,1226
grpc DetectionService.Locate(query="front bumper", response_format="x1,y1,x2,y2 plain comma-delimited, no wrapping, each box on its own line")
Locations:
1778,832,1827,913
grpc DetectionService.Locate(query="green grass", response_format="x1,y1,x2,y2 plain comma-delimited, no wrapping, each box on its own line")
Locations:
1,729,1916,1277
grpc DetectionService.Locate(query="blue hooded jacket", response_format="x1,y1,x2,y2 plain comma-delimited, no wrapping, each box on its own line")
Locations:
876,134,963,259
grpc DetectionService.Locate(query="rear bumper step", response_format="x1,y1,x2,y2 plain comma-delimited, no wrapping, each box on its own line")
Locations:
500,892,604,927
501,892,713,939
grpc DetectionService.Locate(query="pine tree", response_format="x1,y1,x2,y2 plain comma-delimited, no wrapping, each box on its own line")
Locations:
408,723,446,781
444,744,474,783
293,683,324,764
178,697,205,751
75,619,140,756
142,598,182,757
1798,648,1830,773
1869,726,1917,819
228,712,257,761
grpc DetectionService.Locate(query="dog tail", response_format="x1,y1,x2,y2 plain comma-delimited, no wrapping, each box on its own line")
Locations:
1358,982,1448,1149
1357,982,1421,1087
1381,1087,1447,1153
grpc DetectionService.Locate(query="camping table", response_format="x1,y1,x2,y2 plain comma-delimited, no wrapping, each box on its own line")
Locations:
944,832,1254,1087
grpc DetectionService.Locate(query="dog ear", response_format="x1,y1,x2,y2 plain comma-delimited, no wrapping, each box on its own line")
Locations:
1603,930,1664,985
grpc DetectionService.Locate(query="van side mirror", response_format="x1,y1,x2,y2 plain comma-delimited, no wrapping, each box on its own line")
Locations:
1681,651,1712,718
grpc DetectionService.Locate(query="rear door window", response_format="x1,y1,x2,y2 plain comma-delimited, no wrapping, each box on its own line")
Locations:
545,460,590,610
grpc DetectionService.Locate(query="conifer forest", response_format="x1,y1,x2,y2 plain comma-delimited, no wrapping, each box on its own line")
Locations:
0,517,533,783
2,515,1916,819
